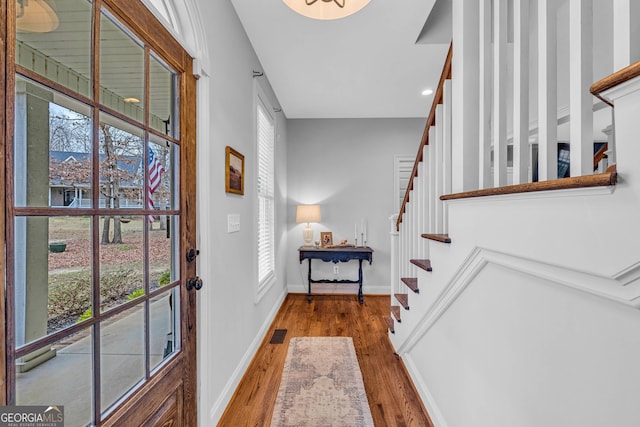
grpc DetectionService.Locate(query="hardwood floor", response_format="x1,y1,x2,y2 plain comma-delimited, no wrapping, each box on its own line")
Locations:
217,294,433,427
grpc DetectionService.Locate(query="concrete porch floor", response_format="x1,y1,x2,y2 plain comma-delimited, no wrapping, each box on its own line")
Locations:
15,294,174,426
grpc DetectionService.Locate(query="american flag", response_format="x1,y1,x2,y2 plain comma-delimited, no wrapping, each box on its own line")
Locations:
148,147,165,222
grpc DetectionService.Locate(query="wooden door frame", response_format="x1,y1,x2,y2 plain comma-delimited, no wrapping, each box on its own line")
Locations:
1,0,198,423
1,0,8,407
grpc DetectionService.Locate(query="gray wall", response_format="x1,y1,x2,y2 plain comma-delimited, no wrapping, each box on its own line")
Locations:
286,118,425,294
193,0,288,421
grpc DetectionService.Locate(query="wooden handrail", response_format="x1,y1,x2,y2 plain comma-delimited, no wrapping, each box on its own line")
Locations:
440,166,617,201
590,60,640,106
593,143,608,170
396,42,453,231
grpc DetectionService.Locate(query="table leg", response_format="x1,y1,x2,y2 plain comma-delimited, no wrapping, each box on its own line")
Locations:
307,258,312,303
358,259,364,304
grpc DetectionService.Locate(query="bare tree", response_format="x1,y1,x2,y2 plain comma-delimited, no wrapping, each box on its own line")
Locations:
99,124,143,244
49,112,91,153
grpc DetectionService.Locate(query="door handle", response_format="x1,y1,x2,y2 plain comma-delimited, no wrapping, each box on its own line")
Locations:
186,276,203,291
186,248,199,263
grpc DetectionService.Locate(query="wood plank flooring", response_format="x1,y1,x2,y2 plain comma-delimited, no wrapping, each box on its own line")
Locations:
217,294,433,427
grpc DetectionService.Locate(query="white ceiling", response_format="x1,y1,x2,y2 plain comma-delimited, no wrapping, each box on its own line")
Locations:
229,0,451,119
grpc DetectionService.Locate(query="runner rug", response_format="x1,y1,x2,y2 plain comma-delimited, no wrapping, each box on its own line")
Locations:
270,337,374,427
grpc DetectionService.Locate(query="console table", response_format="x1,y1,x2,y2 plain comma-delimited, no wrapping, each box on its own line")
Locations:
298,246,374,304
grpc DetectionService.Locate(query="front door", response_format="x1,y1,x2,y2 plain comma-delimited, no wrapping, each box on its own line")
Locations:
2,0,198,425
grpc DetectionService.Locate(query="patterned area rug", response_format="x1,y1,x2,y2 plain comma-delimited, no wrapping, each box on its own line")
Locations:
271,337,374,427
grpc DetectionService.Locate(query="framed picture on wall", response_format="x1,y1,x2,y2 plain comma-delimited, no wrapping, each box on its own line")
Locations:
225,146,244,195
320,232,333,247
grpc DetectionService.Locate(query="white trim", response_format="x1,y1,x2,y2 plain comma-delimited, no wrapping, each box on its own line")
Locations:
397,247,640,354
599,74,640,105
140,0,210,76
254,80,277,303
208,287,287,423
402,353,450,427
614,261,640,286
195,73,211,427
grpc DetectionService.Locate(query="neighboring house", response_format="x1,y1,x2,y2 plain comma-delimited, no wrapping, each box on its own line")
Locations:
49,150,144,208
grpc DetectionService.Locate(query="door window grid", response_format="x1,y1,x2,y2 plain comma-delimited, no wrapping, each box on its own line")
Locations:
8,2,184,424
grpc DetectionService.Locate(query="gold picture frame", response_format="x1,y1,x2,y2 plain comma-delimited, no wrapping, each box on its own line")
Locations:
225,146,244,195
320,232,333,247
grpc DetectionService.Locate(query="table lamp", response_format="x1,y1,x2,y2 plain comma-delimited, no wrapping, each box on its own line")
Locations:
296,204,321,246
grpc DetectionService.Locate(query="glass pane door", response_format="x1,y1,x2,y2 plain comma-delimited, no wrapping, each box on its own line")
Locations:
7,1,190,424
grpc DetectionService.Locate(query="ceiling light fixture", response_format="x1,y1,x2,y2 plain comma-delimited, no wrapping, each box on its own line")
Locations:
421,89,434,96
283,0,371,20
16,0,59,33
124,97,140,104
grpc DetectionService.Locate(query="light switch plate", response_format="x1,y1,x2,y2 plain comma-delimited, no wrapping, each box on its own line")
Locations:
228,214,240,233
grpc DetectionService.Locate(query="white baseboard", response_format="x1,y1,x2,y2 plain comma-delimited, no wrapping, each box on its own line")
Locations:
402,353,449,427
287,282,390,295
208,287,288,424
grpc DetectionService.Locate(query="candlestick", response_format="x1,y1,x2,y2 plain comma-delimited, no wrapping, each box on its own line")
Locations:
354,223,357,241
360,232,364,248
363,219,367,242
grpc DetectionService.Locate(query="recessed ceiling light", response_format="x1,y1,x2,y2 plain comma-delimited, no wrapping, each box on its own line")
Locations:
124,97,140,103
421,89,433,96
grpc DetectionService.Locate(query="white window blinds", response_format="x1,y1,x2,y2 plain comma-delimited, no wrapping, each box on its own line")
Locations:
257,99,275,287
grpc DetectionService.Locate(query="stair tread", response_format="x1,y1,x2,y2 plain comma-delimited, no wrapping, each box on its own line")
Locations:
391,305,401,323
401,277,419,293
410,259,432,271
421,233,452,243
384,316,395,334
395,293,410,310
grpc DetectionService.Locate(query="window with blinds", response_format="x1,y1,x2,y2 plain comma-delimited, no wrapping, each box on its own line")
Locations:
257,97,275,288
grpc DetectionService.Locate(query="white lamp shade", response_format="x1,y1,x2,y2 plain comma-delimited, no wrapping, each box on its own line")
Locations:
296,204,321,223
283,0,370,20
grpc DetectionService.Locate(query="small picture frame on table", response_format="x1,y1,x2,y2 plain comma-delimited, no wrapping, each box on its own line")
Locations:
320,232,333,247
225,146,244,195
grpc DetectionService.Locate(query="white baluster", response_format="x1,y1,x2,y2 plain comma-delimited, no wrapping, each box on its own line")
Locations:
452,0,480,192
493,0,508,187
613,1,640,70
435,104,444,232
428,128,437,233
443,80,452,234
389,214,399,296
537,0,558,181
569,0,593,177
602,124,615,168
411,193,417,275
479,0,492,189
421,145,430,258
513,0,530,184
398,217,404,283
417,161,425,258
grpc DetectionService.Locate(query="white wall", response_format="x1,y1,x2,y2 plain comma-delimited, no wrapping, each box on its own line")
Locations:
286,118,424,295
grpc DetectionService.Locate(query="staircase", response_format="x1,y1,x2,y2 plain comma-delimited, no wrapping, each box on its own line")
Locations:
382,2,640,425
386,44,453,341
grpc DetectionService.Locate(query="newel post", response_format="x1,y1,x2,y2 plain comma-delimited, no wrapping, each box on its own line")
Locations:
389,214,399,296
